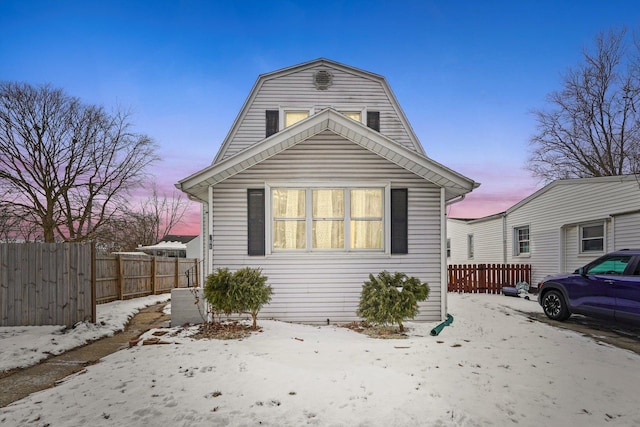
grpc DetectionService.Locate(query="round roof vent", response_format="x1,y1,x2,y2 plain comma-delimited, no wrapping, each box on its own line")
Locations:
313,70,333,90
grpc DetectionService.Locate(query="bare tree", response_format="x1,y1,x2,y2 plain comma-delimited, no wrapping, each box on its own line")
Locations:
528,27,640,182
139,184,191,244
0,82,159,242
96,184,190,253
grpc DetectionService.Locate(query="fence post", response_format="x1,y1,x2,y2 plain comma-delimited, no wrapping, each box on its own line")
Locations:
195,259,200,286
117,254,124,301
151,256,157,295
175,258,180,288
91,242,96,323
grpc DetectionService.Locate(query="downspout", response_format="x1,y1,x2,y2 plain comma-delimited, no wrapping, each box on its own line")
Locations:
441,188,449,321
502,212,507,264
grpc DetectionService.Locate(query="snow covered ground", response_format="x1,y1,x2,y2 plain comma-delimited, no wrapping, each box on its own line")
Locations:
0,294,171,372
2,293,640,427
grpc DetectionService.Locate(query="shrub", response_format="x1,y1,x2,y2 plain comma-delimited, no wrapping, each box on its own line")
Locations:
203,267,272,329
356,271,429,332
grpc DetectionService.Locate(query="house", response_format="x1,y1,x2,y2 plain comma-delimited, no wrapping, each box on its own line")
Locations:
177,58,478,323
447,174,640,286
136,234,200,259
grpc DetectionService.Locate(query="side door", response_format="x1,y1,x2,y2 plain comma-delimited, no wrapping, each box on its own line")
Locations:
614,256,640,324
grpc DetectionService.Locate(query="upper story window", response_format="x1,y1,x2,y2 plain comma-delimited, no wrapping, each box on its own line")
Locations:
265,109,380,137
284,111,309,128
580,222,604,253
343,112,361,122
514,226,530,256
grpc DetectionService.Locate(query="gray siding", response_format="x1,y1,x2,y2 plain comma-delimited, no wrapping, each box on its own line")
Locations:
210,133,443,323
222,64,417,160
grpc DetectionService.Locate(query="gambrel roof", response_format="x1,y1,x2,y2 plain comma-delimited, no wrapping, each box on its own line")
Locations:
177,108,478,202
213,58,427,163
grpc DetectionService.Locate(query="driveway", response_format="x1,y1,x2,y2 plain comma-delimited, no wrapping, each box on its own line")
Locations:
525,311,640,355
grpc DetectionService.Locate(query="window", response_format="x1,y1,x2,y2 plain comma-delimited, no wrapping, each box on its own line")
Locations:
467,234,474,259
580,223,604,253
272,189,306,249
312,189,344,249
586,255,631,275
268,186,387,252
284,111,309,128
446,238,451,258
350,189,383,249
343,112,361,122
514,226,530,256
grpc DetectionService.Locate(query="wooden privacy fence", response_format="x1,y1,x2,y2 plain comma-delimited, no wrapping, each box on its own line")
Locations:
0,242,94,327
95,255,200,304
1,242,200,326
448,264,531,294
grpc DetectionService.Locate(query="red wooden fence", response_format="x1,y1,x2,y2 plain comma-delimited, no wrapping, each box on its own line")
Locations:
448,264,531,294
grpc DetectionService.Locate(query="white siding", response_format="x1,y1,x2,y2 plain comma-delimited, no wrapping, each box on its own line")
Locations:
446,216,504,264
506,178,640,284
210,133,443,323
613,211,640,249
222,64,417,160
448,177,640,286
466,217,504,264
446,218,470,264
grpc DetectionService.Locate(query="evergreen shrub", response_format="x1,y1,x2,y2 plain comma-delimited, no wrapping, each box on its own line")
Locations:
356,271,429,332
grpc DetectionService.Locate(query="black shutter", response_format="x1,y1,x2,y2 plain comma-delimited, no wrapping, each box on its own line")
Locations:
247,189,265,256
266,110,279,137
367,111,380,132
391,188,408,254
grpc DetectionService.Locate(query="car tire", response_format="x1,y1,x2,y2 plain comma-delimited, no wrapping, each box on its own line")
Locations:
541,290,571,321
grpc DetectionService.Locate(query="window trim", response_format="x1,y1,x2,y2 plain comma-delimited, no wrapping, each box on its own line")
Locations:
265,181,390,255
330,105,367,124
578,221,605,254
513,225,530,257
280,107,313,129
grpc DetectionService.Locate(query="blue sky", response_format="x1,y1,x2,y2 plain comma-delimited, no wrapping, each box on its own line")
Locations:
2,1,639,233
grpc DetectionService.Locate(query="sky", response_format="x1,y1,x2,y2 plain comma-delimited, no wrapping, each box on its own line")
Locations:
2,292,639,426
2,1,640,234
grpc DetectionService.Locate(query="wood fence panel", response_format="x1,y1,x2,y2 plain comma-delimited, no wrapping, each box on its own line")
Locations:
154,258,177,293
95,256,119,304
0,243,94,327
2,243,200,325
94,255,199,303
448,264,531,294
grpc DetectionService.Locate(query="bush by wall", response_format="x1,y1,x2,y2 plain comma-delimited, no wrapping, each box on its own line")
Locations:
356,271,429,332
204,267,272,329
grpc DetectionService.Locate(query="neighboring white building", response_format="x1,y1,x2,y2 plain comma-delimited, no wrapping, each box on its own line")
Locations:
447,175,640,285
177,58,478,323
136,234,200,259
